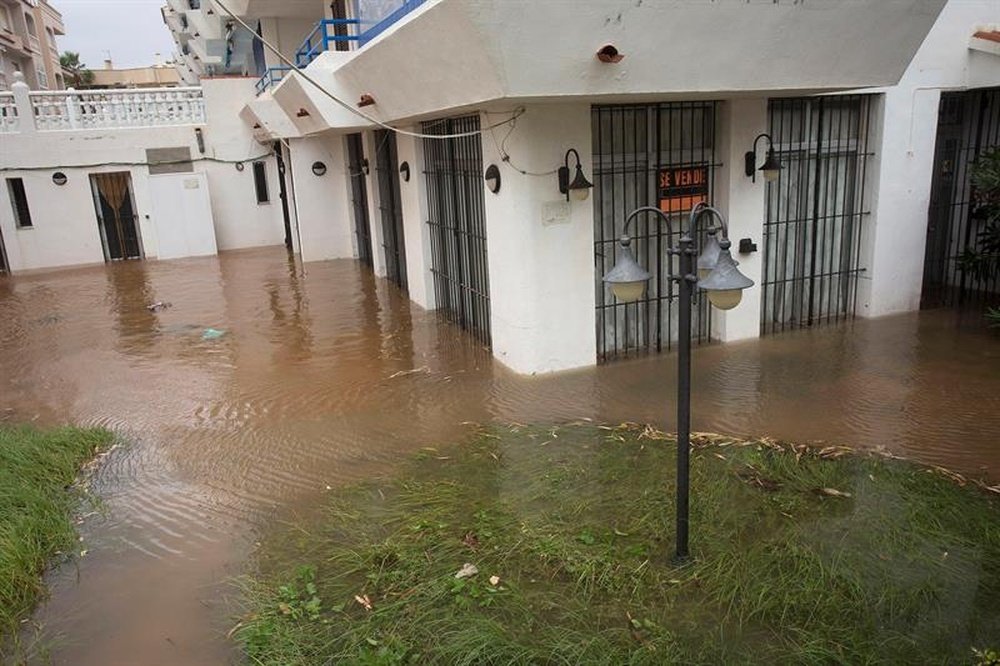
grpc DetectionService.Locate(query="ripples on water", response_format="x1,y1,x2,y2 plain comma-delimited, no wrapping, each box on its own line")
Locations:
1,248,998,664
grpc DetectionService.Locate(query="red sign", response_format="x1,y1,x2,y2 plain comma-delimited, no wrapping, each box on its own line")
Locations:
658,166,709,213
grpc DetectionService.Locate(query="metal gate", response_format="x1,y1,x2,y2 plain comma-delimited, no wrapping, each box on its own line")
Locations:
346,133,373,268
761,95,874,335
0,226,7,274
90,172,142,261
593,102,718,362
422,115,491,346
922,88,1000,308
374,129,408,290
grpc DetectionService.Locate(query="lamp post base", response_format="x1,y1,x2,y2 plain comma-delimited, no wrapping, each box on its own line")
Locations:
670,552,693,568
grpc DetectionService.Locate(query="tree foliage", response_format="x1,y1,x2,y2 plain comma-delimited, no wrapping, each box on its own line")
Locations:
58,51,94,88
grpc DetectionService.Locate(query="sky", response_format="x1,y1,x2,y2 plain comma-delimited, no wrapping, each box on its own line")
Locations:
54,0,176,70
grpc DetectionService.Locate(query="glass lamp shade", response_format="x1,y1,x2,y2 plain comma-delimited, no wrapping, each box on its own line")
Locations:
603,237,651,303
698,247,754,310
707,289,743,311
570,186,591,202
760,148,781,183
610,280,647,303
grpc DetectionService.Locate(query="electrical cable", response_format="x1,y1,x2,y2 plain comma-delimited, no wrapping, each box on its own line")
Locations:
0,153,275,172
212,0,525,141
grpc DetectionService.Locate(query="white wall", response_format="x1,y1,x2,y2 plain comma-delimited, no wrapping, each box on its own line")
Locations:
394,128,435,310
712,97,769,342
480,103,597,374
286,133,355,262
201,77,287,251
858,0,1000,318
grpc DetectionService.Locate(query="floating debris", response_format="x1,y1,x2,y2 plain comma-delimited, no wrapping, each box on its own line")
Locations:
202,328,226,340
454,563,478,579
146,301,172,312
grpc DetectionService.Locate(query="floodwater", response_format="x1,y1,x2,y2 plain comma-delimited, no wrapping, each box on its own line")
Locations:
1,247,998,664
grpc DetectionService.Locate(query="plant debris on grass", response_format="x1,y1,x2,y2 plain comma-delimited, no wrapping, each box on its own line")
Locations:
0,424,114,653
234,423,1000,665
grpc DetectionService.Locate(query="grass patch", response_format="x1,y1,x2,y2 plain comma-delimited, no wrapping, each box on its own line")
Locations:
234,423,1000,665
0,424,113,649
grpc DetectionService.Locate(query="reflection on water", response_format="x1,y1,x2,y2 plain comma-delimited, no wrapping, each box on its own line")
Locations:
1,248,998,664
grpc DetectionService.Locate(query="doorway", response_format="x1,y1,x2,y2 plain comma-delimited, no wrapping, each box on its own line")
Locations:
0,225,8,274
90,172,142,261
274,142,293,249
374,129,408,291
346,133,373,268
921,88,1000,308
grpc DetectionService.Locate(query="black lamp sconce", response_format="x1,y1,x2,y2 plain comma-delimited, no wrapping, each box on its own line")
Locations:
51,172,67,186
745,133,781,183
312,161,327,176
399,161,410,182
194,127,205,154
361,158,370,176
558,148,593,202
235,162,245,172
484,164,501,194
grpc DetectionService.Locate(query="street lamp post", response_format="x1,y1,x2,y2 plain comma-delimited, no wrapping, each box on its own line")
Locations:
602,202,753,563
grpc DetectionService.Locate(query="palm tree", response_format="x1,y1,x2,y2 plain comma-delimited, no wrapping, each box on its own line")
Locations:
59,51,94,88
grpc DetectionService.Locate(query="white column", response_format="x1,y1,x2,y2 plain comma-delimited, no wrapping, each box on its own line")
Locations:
857,89,937,317
287,134,355,262
11,73,35,135
395,128,436,310
712,97,768,342
480,103,597,375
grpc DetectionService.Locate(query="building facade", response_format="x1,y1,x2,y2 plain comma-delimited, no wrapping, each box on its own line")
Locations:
0,0,64,90
2,0,999,376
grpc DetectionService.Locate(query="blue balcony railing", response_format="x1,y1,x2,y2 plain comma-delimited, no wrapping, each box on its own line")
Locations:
295,18,360,67
258,1,428,94
255,65,293,95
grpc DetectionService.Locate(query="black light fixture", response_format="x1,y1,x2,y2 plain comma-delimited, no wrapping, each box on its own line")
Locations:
311,161,327,176
194,127,205,154
235,162,245,172
484,164,501,194
51,172,67,186
602,203,754,563
558,148,593,202
745,133,781,183
399,161,410,182
361,158,370,176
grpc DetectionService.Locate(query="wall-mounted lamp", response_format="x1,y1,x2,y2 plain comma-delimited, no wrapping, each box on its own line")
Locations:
311,161,327,176
596,43,624,63
51,172,67,186
399,161,410,182
484,164,501,194
745,133,781,183
296,108,311,118
558,148,593,202
235,162,245,172
361,158,370,176
358,94,375,107
194,127,205,154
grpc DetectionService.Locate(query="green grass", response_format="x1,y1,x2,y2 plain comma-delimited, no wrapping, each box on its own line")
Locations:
0,424,114,649
234,423,1000,665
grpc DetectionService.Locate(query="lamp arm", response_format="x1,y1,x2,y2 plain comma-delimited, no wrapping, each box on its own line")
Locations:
687,202,730,241
622,206,674,238
564,148,581,170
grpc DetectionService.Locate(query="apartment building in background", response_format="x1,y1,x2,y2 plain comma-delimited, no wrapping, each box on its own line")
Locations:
0,0,65,90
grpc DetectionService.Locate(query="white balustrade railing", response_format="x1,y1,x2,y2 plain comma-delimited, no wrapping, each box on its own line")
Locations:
0,92,17,133
28,87,206,131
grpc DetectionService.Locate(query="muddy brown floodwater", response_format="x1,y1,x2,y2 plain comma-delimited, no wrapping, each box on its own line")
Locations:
1,248,999,664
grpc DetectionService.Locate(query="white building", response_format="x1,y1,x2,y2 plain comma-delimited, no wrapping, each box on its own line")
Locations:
2,0,999,376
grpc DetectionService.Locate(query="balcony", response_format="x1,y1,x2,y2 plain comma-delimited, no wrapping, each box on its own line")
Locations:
294,18,359,67
0,87,206,133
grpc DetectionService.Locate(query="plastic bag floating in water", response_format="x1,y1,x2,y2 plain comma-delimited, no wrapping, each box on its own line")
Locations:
202,328,226,340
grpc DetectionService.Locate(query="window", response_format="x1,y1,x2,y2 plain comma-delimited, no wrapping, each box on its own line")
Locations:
7,178,33,228
36,67,46,88
252,161,269,204
24,13,36,38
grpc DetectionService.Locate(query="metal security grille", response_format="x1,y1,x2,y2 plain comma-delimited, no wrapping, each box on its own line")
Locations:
90,172,142,261
593,102,719,362
922,88,1000,308
374,129,408,291
761,95,874,335
346,133,373,268
422,115,491,346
